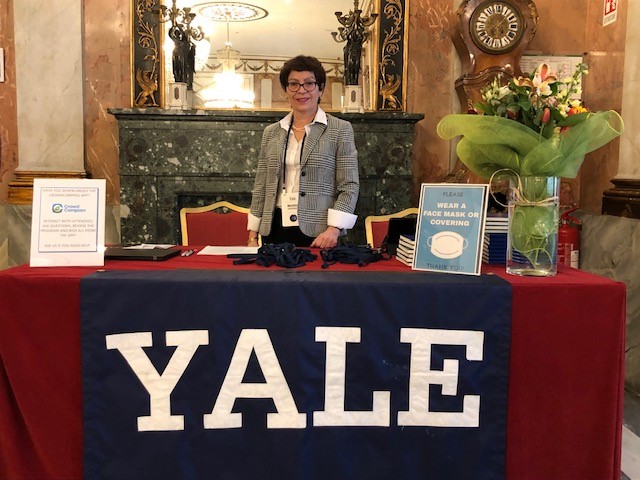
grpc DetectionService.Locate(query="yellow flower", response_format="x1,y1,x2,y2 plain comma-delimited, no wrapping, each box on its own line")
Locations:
513,76,534,89
496,85,511,99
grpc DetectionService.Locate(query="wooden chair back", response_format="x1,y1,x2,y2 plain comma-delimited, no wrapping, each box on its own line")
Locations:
180,201,255,246
364,207,419,248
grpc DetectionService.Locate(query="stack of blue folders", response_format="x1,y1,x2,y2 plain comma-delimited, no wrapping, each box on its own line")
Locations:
395,234,415,267
483,215,508,265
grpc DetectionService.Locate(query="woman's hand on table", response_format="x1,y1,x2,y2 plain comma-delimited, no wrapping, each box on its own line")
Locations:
247,232,259,247
310,226,340,249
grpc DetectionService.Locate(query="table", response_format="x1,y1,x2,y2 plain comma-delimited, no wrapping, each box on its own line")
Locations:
0,252,626,479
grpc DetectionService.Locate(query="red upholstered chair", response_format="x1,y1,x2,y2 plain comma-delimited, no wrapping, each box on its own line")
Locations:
364,207,419,249
179,201,258,246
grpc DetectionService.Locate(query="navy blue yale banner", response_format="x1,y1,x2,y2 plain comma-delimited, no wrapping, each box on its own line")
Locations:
80,270,512,480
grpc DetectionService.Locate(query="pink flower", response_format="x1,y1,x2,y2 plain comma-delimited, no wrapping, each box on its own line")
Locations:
536,63,557,83
541,107,551,124
531,64,557,97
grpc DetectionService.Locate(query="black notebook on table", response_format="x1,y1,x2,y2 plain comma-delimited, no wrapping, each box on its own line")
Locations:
104,246,182,261
384,217,418,255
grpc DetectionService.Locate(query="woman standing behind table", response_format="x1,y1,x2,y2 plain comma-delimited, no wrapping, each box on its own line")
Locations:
247,55,359,249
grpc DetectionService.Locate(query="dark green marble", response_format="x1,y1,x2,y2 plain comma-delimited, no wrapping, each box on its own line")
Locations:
110,108,424,245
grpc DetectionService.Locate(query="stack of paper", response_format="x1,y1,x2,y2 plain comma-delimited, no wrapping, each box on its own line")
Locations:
396,234,415,267
197,246,259,255
483,215,509,265
485,214,509,233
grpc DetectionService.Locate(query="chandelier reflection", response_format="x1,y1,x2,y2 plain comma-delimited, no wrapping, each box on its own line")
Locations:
332,0,378,87
195,2,268,108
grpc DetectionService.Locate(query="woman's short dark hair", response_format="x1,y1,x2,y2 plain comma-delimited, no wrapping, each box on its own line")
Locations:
279,55,326,91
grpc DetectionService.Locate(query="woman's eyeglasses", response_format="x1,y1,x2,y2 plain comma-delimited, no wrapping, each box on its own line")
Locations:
286,81,318,92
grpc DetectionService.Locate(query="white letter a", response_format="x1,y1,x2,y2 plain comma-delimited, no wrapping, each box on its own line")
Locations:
203,329,305,429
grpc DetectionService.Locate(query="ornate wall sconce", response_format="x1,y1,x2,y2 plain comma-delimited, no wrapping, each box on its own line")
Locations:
332,0,378,86
158,0,206,91
332,0,378,113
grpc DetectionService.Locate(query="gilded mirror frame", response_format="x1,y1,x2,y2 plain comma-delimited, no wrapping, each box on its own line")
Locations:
131,0,408,111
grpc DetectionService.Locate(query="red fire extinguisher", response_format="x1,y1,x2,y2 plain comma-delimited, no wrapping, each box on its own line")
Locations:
558,208,581,268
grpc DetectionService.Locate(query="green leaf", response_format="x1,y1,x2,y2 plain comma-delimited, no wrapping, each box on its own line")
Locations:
550,108,565,123
556,111,589,127
540,121,556,139
436,110,624,178
510,204,559,267
521,110,624,178
456,138,521,179
517,99,532,111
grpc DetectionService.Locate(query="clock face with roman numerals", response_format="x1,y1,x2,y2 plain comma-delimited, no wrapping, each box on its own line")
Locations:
470,1,525,54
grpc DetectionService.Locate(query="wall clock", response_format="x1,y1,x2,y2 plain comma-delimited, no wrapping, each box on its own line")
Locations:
449,0,538,182
469,1,525,54
452,0,538,110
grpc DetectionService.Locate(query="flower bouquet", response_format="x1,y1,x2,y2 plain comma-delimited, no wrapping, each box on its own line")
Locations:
437,63,624,275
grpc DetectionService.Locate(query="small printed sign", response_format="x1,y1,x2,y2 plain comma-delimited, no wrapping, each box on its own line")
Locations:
603,0,618,26
413,184,489,275
30,178,106,267
521,55,583,101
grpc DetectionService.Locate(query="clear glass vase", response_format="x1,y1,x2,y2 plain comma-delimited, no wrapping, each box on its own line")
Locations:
506,176,560,277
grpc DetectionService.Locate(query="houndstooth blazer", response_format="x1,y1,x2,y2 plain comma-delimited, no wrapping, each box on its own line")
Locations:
249,113,359,237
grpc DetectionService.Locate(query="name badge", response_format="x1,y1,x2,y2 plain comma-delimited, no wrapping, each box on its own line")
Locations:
281,191,299,227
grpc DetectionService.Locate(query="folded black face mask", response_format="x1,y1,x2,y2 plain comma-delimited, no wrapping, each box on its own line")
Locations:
229,243,318,268
320,244,391,269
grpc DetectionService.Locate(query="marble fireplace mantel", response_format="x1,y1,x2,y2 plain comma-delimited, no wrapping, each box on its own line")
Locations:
109,108,424,245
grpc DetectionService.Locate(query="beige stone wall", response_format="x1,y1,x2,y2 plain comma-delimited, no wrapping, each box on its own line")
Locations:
83,0,131,205
14,0,85,173
0,0,18,200
406,0,459,205
620,0,640,179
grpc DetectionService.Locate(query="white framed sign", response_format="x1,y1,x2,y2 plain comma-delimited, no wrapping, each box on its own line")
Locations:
521,55,584,101
30,178,106,267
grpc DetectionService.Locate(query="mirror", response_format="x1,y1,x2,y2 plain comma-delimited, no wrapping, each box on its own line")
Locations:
160,0,378,110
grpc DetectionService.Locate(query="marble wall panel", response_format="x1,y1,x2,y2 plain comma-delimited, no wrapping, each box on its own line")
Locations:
579,212,640,395
0,205,7,269
620,0,640,179
1,203,121,269
112,110,421,245
581,52,625,213
585,0,628,53
13,0,84,171
406,0,459,205
83,0,131,205
5,205,30,267
0,0,18,202
580,1,627,213
527,1,587,54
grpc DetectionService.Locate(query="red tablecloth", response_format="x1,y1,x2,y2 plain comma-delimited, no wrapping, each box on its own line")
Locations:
0,252,626,479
